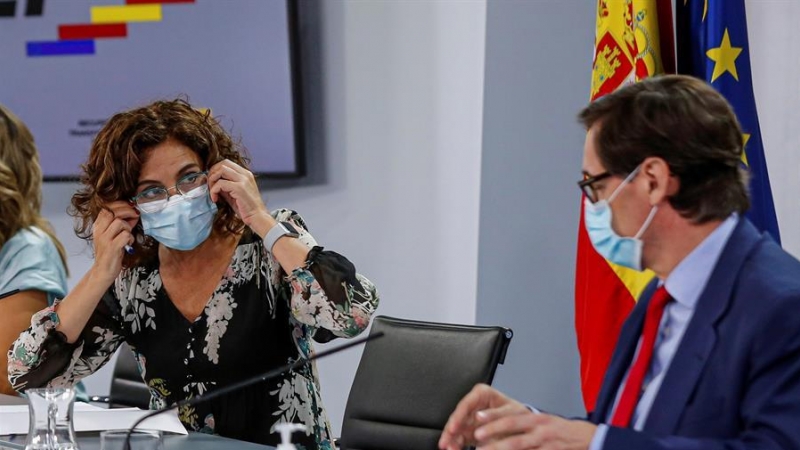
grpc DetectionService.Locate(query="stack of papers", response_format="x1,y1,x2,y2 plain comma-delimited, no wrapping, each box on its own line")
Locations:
0,402,187,435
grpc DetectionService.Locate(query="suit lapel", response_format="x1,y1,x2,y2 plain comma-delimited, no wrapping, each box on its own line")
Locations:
591,280,658,423
643,219,763,434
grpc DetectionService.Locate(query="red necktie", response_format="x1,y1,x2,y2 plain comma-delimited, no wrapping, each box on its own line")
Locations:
610,286,671,427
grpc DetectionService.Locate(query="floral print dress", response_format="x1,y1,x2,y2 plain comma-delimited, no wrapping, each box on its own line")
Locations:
8,209,379,449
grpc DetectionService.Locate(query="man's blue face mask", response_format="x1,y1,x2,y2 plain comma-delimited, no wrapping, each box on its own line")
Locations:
140,184,218,251
583,165,658,271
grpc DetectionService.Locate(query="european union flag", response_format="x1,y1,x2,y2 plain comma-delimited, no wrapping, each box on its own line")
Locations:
677,0,781,244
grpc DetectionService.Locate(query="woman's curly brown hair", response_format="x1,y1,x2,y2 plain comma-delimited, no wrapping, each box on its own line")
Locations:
70,98,250,268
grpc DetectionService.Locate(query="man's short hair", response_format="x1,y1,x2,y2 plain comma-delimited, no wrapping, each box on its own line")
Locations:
578,74,749,223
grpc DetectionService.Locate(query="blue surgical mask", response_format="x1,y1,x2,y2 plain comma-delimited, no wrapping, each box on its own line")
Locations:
583,166,658,271
140,185,218,251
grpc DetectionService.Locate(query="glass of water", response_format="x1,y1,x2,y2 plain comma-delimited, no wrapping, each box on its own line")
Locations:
100,430,163,450
25,387,78,450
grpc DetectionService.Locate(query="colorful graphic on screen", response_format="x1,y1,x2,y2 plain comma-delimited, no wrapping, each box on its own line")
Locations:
0,0,300,178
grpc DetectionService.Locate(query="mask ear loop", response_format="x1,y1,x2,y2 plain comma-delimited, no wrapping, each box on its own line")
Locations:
632,161,664,239
634,205,658,239
607,165,643,204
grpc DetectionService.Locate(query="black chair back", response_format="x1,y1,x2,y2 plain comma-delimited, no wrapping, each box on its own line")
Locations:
339,315,513,450
109,343,150,409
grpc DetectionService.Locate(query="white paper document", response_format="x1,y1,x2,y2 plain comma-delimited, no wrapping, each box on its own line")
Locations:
0,403,187,436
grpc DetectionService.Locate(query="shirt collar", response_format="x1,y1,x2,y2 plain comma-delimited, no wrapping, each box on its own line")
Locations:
663,214,739,308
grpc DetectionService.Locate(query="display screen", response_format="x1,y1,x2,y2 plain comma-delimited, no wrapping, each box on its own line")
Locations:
0,0,303,179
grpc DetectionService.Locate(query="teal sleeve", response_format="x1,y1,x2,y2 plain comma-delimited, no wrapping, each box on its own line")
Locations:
0,227,68,304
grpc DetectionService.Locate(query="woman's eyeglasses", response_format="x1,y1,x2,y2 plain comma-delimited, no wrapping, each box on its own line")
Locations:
131,171,209,213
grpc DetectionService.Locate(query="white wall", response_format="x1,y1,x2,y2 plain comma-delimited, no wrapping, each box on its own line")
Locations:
475,0,593,417
747,0,800,258
40,0,488,437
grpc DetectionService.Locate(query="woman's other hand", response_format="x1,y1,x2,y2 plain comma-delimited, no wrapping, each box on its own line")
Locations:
208,159,274,237
92,201,138,283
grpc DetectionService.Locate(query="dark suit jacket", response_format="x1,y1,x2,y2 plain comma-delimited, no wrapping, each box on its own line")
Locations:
589,219,800,449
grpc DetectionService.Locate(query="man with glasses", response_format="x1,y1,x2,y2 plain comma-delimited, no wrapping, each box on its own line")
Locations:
439,75,800,450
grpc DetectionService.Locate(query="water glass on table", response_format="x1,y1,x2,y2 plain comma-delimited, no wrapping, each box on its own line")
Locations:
25,387,78,450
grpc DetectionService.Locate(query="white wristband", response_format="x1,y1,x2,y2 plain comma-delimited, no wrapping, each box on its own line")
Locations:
264,221,299,253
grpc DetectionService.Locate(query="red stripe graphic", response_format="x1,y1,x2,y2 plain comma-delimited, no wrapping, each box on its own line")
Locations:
59,24,128,40
125,0,194,4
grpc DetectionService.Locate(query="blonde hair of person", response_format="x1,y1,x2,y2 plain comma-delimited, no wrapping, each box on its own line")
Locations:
0,104,68,272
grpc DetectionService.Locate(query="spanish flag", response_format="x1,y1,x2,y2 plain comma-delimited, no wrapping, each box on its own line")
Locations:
676,0,781,244
576,0,674,413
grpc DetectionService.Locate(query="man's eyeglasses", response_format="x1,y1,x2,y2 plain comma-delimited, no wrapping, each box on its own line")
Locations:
131,171,209,214
577,171,611,204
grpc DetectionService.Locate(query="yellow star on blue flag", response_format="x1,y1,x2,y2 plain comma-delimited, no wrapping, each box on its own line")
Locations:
677,0,781,244
706,29,743,82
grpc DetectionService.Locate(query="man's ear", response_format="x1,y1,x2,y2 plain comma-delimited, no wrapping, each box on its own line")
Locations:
641,157,677,205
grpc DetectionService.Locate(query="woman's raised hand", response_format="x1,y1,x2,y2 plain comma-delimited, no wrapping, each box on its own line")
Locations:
208,159,274,237
92,201,139,283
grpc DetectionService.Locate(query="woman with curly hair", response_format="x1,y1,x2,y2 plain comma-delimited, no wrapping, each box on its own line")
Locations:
0,104,69,397
8,99,379,448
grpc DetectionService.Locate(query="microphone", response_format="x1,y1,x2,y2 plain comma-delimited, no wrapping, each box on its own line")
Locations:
124,331,384,448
